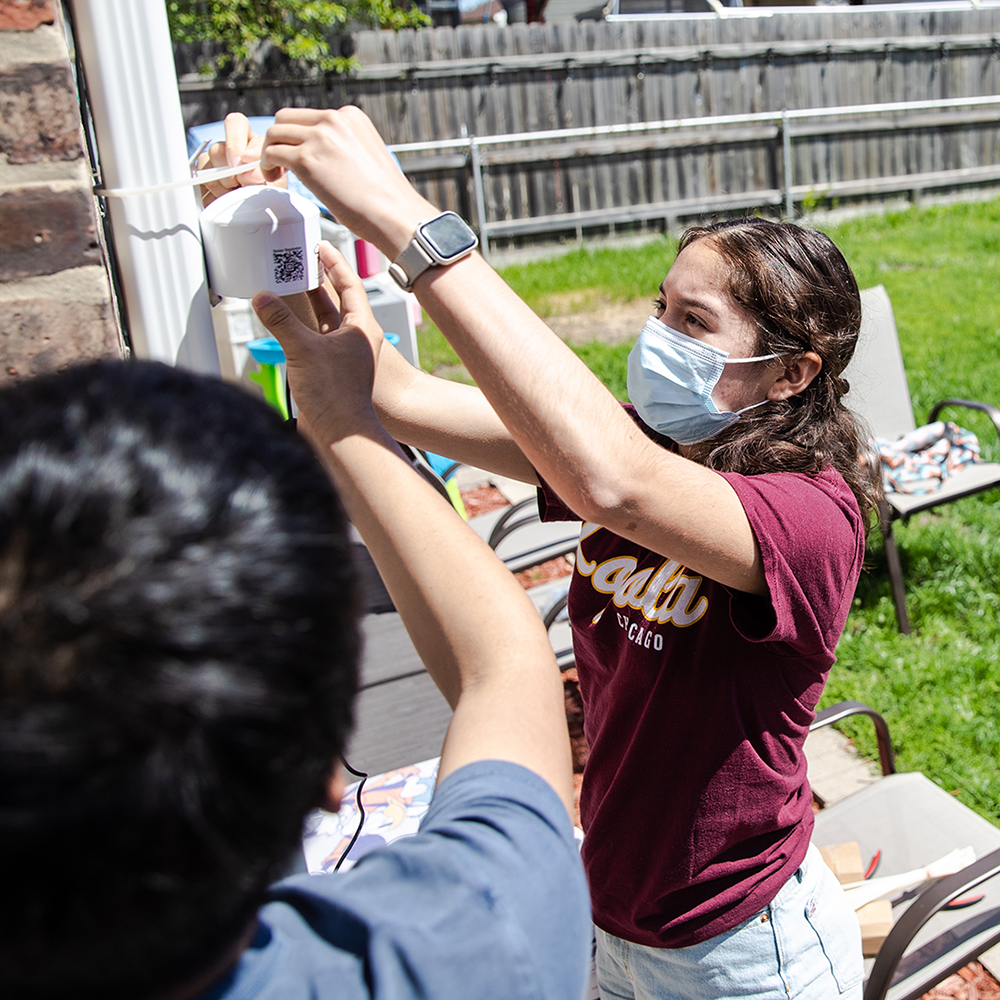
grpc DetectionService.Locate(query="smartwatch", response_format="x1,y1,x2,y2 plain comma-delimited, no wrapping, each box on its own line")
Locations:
388,212,478,292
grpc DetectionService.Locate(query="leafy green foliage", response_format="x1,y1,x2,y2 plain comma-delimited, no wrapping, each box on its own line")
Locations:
167,0,428,76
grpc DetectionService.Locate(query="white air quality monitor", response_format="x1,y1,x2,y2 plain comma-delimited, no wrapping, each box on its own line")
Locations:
200,185,323,299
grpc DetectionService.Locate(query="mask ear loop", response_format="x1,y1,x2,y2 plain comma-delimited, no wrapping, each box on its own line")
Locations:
723,351,785,365
721,352,789,415
732,397,774,417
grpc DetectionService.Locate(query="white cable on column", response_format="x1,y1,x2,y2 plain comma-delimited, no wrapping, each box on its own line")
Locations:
70,0,219,374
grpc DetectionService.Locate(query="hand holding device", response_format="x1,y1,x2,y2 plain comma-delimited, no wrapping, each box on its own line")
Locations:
200,185,323,299
197,112,284,206
252,242,385,447
260,107,439,258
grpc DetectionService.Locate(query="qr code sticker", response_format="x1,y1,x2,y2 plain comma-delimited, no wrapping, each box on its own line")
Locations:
273,247,305,285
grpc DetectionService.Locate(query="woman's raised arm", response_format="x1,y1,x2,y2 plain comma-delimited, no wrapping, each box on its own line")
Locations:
260,108,766,595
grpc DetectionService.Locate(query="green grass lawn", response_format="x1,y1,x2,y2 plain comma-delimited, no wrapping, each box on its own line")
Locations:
415,237,677,382
823,203,1000,826
417,201,1000,826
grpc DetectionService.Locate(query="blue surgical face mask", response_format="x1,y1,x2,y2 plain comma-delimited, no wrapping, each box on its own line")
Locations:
626,316,781,446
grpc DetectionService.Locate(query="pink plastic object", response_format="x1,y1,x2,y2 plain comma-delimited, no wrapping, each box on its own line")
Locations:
354,239,382,278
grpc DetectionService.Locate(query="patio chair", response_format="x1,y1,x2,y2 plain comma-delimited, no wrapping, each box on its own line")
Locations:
345,568,579,773
848,286,1000,633
398,443,583,574
810,700,1000,1000
346,465,580,771
349,448,461,617
397,444,467,516
543,591,575,670
470,495,582,575
359,447,581,604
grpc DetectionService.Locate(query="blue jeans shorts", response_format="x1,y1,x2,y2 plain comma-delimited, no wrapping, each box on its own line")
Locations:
595,843,864,1000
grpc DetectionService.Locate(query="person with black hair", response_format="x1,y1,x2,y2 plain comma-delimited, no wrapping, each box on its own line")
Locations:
210,107,879,999
0,249,590,1000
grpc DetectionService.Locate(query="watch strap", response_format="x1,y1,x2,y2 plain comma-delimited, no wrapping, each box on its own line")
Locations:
388,239,434,292
388,213,477,292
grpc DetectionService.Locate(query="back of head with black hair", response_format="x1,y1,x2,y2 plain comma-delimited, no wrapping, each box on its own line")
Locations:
0,360,359,1000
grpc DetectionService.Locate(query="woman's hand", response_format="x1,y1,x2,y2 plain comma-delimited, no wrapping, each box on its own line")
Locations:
251,241,384,447
197,112,285,207
261,107,435,258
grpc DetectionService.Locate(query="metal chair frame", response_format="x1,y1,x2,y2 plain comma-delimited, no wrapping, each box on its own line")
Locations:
851,286,1000,633
811,701,1000,1000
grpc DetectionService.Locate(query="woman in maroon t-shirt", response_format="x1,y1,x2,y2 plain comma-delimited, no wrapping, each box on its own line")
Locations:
225,107,881,999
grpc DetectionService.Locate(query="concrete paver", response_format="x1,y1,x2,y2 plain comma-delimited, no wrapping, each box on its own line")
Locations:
805,725,881,808
982,943,1000,981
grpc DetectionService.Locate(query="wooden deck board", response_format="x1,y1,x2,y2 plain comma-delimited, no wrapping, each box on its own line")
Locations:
345,671,452,776
344,611,452,775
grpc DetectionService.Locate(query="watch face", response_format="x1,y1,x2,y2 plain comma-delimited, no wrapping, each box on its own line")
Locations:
418,212,478,263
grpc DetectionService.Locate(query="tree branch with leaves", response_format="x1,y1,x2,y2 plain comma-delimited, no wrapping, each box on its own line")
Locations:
167,0,429,77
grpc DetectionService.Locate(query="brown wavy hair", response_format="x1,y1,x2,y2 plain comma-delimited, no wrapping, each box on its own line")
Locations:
676,217,881,532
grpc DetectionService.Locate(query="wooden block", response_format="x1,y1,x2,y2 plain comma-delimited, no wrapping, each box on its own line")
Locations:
818,841,865,885
858,899,894,957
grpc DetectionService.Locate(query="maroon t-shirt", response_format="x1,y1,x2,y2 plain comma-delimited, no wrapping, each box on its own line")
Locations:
539,461,864,949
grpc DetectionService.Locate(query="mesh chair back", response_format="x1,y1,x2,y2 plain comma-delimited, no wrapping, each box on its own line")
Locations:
844,285,916,443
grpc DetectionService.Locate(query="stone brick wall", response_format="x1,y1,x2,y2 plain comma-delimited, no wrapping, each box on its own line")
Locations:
0,0,122,380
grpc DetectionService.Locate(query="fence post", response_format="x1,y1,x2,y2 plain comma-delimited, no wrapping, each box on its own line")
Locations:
469,137,490,263
782,111,794,221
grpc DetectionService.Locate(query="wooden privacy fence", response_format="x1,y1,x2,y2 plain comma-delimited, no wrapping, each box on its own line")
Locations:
386,93,1000,259
176,4,1000,251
